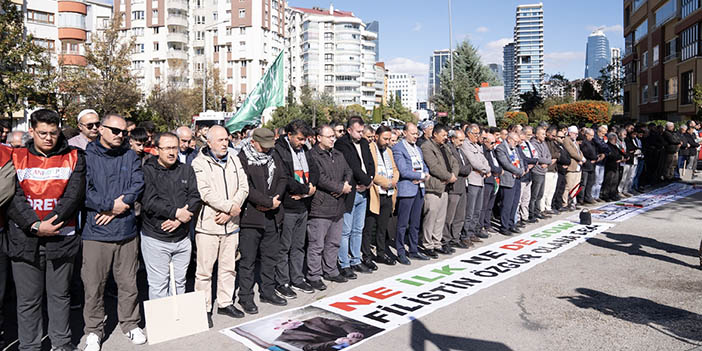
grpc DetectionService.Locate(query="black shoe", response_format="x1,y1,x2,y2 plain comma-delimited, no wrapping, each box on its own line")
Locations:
516,221,526,228
476,230,490,238
374,255,396,265
470,236,483,243
261,294,287,306
584,199,596,205
218,304,245,319
363,259,379,271
397,255,411,265
352,263,371,274
499,229,513,236
485,226,498,234
275,284,297,299
339,268,357,280
436,246,451,255
424,249,439,259
291,281,315,294
238,300,258,314
207,312,213,328
510,228,522,234
452,241,469,249
323,273,349,283
309,279,327,291
51,343,78,351
527,218,538,223
408,252,430,261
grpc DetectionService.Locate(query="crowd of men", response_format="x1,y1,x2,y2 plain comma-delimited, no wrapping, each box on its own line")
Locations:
0,111,697,351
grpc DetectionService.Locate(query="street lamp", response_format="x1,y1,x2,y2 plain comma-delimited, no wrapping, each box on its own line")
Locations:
202,19,230,112
448,0,455,122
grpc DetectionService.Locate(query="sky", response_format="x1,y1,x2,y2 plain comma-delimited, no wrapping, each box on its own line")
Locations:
288,0,624,101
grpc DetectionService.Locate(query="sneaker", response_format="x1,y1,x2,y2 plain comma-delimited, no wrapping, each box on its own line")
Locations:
291,281,315,294
308,279,327,291
275,284,297,299
84,332,101,351
125,328,147,345
52,343,79,351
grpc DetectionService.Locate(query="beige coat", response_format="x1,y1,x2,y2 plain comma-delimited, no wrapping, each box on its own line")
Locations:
192,148,249,235
368,142,400,214
563,136,584,172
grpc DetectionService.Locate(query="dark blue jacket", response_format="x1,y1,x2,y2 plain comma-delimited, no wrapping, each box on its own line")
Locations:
593,135,610,166
82,140,144,242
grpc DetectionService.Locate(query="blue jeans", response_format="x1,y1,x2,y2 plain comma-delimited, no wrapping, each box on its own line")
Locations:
632,160,644,190
592,165,605,199
339,191,367,268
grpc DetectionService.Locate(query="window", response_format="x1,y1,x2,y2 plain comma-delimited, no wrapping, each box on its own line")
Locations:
640,51,648,70
665,77,678,99
641,84,648,104
325,64,333,72
195,48,204,55
239,41,246,47
653,45,659,65
635,19,648,42
27,9,54,24
196,15,205,24
153,27,159,34
652,81,659,100
196,0,201,8
324,75,334,83
132,11,144,20
682,70,694,104
633,0,646,11
132,60,144,69
195,31,204,40
681,23,699,60
682,0,700,18
655,0,677,27
62,41,79,54
153,42,159,51
152,10,158,19
59,13,86,29
240,27,246,34
239,9,246,18
324,53,333,62
133,43,144,53
625,33,634,56
213,12,217,21
324,32,334,40
665,39,678,61
132,27,144,36
33,38,55,52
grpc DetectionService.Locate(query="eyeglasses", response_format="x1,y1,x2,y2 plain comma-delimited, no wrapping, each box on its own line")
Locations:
80,122,99,130
334,129,345,134
103,125,128,136
35,130,60,139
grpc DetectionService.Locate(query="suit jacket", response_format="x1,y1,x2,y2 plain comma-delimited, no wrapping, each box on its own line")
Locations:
334,134,375,211
447,141,472,194
517,141,538,183
483,145,502,185
421,139,459,195
495,142,526,189
580,139,598,172
392,140,427,198
563,136,584,172
275,317,377,351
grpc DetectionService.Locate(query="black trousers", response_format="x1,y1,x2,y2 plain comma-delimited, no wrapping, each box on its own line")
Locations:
274,211,308,287
552,171,567,210
238,219,280,303
578,169,596,202
362,195,393,260
529,173,545,218
0,249,7,343
13,245,74,351
480,183,498,229
602,168,621,200
500,181,521,230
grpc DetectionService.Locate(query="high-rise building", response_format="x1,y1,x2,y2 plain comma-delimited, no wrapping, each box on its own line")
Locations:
622,0,683,121
610,47,622,80
374,62,387,106
513,3,544,95
428,49,451,101
16,0,112,128
585,29,611,79
387,73,417,112
366,20,379,61
503,42,515,98
286,5,378,110
489,63,503,83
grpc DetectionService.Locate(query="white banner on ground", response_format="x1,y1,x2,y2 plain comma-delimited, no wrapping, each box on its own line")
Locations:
221,221,613,351
572,183,700,222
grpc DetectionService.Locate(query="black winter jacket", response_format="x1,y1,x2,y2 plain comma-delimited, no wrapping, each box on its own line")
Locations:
238,150,286,228
5,138,85,261
308,144,353,220
580,139,598,172
141,157,202,242
272,137,319,213
334,134,375,211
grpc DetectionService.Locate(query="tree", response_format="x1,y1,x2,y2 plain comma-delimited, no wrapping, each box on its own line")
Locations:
519,85,544,119
0,0,55,118
599,61,623,104
193,64,227,112
431,40,507,124
146,85,201,130
578,80,604,101
58,16,141,122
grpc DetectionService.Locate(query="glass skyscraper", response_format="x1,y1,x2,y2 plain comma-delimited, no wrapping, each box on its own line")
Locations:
503,42,515,98
428,49,451,100
585,29,611,79
514,3,544,95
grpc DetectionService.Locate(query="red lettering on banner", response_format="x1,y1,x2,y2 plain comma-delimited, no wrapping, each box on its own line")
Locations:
514,239,537,246
500,244,524,251
329,296,374,312
501,238,539,251
364,287,402,300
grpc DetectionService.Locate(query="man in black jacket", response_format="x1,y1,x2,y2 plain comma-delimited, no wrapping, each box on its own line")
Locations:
578,129,598,205
334,117,375,279
272,120,319,298
661,122,681,181
6,109,86,351
140,132,201,300
480,133,502,234
237,128,287,313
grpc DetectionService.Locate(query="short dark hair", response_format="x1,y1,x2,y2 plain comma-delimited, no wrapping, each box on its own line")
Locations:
0,119,10,130
376,125,392,135
346,116,364,129
286,119,310,137
30,109,61,129
126,119,136,128
138,120,156,133
153,132,178,147
130,127,149,143
102,113,125,125
62,127,80,139
432,124,449,136
316,124,333,137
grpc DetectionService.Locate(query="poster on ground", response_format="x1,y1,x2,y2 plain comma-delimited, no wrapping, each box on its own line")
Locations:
222,221,614,350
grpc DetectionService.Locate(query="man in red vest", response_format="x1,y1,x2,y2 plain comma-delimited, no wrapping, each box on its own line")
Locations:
0,143,15,349
5,109,86,351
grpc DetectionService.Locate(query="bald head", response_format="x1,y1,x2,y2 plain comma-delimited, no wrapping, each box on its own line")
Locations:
175,126,194,152
8,131,25,148
206,125,230,158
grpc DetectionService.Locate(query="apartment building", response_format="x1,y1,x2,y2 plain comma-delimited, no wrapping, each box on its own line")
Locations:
622,0,684,121
513,3,544,95
387,73,418,112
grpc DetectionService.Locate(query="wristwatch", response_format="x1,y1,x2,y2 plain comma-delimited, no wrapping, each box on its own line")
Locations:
30,221,40,235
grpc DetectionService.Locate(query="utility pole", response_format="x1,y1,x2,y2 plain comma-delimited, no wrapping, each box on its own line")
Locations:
448,0,456,122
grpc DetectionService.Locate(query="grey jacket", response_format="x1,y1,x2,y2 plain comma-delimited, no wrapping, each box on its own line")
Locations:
495,142,526,189
461,140,490,186
447,142,472,195
421,139,459,195
529,137,552,176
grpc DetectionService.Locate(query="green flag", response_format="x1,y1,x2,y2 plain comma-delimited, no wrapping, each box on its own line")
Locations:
225,51,284,133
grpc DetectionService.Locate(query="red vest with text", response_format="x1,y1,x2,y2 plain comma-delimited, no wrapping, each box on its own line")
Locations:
12,147,79,236
0,145,12,232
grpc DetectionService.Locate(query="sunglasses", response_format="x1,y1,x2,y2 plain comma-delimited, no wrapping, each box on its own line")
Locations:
81,122,99,129
103,125,128,136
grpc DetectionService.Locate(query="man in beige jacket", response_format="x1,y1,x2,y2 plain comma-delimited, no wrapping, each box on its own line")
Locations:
192,126,249,328
562,126,584,210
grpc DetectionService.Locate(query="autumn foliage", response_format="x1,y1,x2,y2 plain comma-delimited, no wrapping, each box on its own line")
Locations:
501,111,528,128
547,101,611,125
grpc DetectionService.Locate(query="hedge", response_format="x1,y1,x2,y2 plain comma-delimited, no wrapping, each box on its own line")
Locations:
547,100,611,125
501,111,528,129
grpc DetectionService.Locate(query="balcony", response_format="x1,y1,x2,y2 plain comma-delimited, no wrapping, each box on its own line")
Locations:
58,28,86,41
167,15,188,27
167,50,187,60
58,0,87,14
167,32,188,43
59,53,86,66
167,0,188,11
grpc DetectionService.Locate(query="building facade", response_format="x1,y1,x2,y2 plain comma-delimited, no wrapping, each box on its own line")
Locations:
622,0,684,121
513,3,544,95
366,20,379,62
428,49,451,102
585,29,611,79
387,73,417,112
611,47,622,79
503,42,515,99
489,63,503,83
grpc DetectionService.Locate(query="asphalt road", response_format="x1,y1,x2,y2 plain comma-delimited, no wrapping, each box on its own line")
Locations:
6,184,702,351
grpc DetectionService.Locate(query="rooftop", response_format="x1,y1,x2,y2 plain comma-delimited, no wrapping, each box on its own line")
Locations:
291,6,355,18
